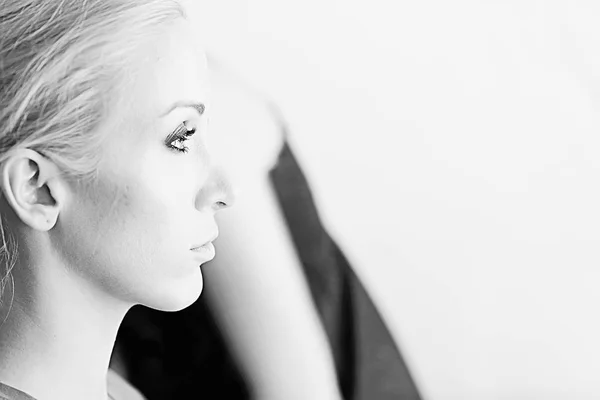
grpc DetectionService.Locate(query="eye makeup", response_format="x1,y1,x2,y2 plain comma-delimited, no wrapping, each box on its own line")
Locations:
165,121,197,153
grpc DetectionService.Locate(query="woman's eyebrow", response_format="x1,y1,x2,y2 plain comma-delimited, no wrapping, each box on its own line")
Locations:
161,101,205,117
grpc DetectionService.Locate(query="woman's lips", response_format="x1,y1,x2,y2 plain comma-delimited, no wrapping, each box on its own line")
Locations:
191,232,218,250
191,242,215,261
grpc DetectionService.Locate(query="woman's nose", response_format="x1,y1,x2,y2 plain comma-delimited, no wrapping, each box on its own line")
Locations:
196,165,236,212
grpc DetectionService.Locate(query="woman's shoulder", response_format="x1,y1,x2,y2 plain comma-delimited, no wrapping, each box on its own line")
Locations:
107,369,146,400
0,382,35,400
0,371,145,400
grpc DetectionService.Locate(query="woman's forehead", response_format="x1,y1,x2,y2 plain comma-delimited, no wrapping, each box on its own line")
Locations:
119,21,209,120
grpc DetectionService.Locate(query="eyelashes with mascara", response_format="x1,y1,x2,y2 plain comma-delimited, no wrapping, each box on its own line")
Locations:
166,121,196,153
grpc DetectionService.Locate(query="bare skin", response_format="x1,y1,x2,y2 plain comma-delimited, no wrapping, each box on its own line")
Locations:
203,65,343,400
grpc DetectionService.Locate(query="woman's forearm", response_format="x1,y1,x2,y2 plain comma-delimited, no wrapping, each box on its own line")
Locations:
203,176,343,400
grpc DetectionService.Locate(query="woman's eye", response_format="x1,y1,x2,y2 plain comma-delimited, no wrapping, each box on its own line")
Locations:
166,122,197,153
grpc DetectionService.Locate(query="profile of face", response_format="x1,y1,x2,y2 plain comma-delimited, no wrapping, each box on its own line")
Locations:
45,21,233,312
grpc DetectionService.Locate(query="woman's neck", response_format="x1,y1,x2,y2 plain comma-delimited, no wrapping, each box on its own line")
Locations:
0,258,130,400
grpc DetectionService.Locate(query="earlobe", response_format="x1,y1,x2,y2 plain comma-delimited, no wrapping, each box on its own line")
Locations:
0,150,65,232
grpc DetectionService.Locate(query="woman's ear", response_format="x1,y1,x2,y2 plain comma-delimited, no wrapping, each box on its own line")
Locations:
0,149,67,231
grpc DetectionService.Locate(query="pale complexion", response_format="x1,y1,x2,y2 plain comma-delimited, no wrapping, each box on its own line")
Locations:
0,21,232,400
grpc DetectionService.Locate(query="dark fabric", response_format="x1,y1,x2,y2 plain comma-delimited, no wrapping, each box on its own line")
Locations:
116,138,421,400
116,300,250,400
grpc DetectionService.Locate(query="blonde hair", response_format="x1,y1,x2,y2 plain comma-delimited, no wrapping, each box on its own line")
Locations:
0,0,186,304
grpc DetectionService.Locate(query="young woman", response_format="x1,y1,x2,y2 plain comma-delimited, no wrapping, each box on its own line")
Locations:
0,1,233,399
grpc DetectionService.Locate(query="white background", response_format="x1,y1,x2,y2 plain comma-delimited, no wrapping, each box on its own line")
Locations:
186,2,600,399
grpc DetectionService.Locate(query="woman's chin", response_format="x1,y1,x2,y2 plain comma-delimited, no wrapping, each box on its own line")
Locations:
145,271,204,312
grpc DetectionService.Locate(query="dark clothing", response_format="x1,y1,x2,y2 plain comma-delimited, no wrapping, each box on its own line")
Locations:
117,139,421,399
